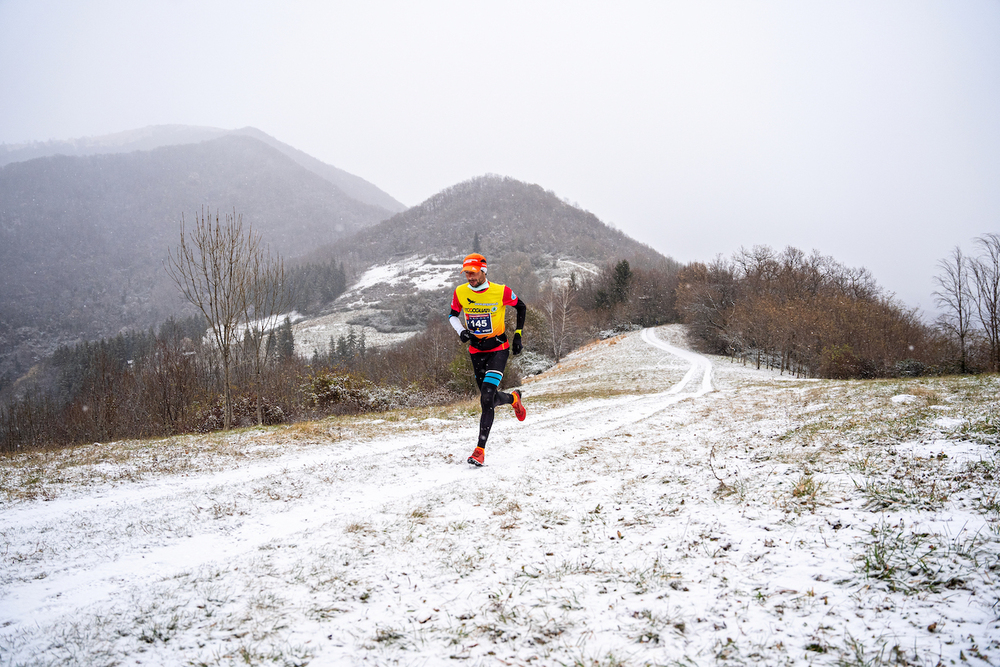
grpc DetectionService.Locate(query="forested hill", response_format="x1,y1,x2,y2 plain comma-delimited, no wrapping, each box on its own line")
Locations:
0,134,394,379
328,174,676,269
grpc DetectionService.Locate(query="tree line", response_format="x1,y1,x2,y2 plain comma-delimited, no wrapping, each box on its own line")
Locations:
0,255,680,453
673,245,940,378
1,208,342,452
933,233,1000,373
672,238,1000,378
3,222,996,454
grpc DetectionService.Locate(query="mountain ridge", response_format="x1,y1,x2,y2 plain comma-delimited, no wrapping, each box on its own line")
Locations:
0,125,406,213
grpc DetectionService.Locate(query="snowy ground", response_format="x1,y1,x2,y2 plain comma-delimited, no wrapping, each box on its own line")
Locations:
1,325,998,666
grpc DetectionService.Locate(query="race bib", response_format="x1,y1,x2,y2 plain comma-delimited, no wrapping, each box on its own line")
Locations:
466,313,493,335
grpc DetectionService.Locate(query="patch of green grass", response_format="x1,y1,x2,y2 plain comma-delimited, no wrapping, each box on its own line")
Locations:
853,450,953,512
776,421,829,444
408,506,432,521
492,500,521,516
856,518,988,595
137,614,181,645
847,448,880,474
372,625,405,645
959,412,1000,445
344,520,372,534
855,476,949,512
630,607,686,645
837,633,891,667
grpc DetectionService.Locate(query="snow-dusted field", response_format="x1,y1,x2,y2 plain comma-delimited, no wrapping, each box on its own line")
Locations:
1,325,998,666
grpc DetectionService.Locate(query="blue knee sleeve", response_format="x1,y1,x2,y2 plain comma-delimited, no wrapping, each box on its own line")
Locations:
483,370,503,387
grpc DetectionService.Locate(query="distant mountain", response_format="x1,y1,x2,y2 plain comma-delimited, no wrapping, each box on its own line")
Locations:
0,125,229,163
0,134,395,381
333,174,672,268
228,128,406,213
0,125,407,213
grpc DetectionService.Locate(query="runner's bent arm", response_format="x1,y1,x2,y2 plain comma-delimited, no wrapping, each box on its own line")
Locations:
514,299,526,333
449,290,466,335
449,309,465,335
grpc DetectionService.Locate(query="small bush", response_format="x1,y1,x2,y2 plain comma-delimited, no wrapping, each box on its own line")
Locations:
196,394,287,432
301,370,417,414
446,355,477,396
512,351,556,377
892,359,929,378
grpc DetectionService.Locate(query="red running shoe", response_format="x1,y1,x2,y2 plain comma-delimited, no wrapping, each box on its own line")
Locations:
511,390,526,421
468,446,485,466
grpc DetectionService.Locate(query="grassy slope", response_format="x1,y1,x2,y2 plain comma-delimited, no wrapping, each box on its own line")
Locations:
0,325,998,666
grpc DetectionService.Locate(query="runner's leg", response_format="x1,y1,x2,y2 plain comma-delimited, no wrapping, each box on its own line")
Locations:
471,350,513,448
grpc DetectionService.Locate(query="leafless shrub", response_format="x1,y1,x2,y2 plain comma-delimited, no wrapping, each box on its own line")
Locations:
677,246,937,378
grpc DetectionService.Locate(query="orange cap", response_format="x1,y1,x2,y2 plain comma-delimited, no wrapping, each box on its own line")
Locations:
462,253,487,273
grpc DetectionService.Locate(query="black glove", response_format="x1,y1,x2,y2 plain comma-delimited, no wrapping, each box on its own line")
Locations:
460,329,472,343
511,332,523,355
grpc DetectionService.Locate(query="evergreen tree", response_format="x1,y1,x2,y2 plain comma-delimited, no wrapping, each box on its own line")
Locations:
277,317,295,360
612,260,632,304
265,330,277,363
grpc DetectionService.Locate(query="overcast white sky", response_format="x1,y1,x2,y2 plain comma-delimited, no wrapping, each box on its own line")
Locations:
1,1,998,314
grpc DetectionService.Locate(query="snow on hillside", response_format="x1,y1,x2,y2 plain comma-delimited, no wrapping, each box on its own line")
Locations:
292,310,417,359
1,325,998,666
292,256,458,357
347,257,456,298
291,255,598,359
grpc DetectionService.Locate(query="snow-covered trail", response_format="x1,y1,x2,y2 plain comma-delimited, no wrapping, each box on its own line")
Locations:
641,326,713,396
2,325,998,667
0,327,717,634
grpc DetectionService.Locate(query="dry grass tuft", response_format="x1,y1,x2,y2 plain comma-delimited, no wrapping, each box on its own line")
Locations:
345,520,373,535
492,500,521,516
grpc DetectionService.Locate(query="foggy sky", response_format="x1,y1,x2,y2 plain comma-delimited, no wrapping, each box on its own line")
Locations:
2,0,998,315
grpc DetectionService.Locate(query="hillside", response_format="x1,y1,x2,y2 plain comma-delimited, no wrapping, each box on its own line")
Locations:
2,325,997,665
230,127,407,213
0,134,395,382
0,125,406,212
331,174,671,269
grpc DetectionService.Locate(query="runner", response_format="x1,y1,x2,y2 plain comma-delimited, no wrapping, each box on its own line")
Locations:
449,253,527,466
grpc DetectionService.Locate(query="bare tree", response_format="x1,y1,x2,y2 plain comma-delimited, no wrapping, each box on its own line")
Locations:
674,257,739,354
970,233,1000,372
166,209,260,430
540,280,578,362
240,244,288,426
933,246,974,373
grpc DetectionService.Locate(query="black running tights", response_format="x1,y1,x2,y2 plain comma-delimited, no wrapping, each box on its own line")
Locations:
471,349,514,448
